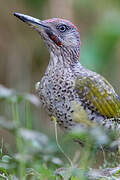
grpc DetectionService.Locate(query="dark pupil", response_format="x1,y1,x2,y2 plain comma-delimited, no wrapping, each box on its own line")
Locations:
59,25,66,32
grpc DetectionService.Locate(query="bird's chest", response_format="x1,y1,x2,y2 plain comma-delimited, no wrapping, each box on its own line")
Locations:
39,68,78,116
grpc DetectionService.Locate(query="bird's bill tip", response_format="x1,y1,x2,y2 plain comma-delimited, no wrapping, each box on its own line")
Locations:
13,12,49,31
13,12,20,17
13,12,41,26
13,12,27,22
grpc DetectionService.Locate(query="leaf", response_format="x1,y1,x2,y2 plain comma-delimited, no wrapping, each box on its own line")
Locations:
0,85,14,99
55,167,86,180
18,128,57,154
23,93,40,106
0,117,17,132
2,155,12,163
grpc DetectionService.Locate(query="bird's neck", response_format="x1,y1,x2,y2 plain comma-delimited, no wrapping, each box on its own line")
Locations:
45,51,82,75
45,41,80,67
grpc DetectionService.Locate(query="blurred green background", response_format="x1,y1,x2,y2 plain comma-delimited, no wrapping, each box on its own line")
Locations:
0,0,120,151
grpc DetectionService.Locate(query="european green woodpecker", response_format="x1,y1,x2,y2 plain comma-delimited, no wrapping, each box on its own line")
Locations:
14,13,120,133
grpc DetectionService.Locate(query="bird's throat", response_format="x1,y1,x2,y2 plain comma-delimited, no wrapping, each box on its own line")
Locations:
50,51,59,66
45,52,69,75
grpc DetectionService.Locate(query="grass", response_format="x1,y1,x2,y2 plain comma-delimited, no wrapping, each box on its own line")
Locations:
0,85,120,180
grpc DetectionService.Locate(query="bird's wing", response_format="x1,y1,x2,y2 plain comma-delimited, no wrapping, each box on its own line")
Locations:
75,73,120,118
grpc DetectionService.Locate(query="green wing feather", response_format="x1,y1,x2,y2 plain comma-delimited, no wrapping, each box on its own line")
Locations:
75,74,120,118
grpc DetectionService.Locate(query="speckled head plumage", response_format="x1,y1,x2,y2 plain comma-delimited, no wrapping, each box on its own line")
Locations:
14,13,81,61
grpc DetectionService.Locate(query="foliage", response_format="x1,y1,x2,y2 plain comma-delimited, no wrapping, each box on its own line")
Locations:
0,85,120,179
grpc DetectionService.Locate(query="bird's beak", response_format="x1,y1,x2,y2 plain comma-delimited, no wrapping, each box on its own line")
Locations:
14,12,62,47
14,12,49,32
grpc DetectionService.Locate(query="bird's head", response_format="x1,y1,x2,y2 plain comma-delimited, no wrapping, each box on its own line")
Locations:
14,13,81,63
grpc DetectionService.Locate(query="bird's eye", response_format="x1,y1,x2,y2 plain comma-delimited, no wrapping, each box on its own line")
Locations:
57,24,67,33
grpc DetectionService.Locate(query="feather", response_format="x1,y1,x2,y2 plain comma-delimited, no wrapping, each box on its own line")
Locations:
75,74,120,119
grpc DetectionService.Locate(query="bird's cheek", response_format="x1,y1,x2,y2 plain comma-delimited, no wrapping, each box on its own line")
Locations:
49,34,62,46
45,29,62,47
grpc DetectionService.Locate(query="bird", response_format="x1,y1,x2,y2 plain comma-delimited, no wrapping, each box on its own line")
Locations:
14,12,120,133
